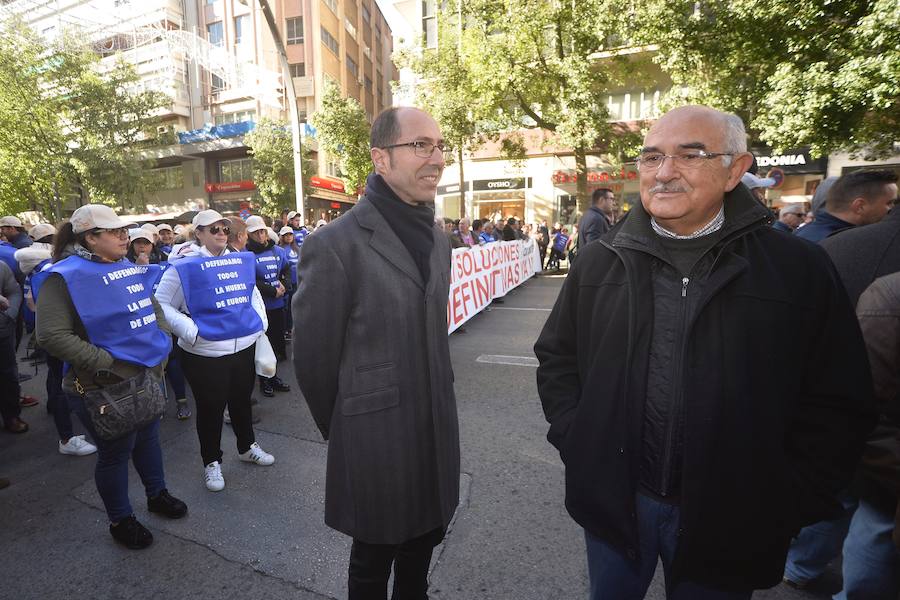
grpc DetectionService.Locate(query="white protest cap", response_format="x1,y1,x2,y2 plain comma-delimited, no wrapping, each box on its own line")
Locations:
192,209,227,228
278,226,294,236
0,216,23,228
286,210,298,220
267,227,279,243
173,224,187,234
141,223,159,236
28,223,56,240
741,172,776,189
245,215,267,233
156,223,173,232
129,229,154,244
70,204,136,234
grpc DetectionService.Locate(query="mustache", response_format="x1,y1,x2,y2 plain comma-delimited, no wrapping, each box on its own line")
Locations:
649,183,687,194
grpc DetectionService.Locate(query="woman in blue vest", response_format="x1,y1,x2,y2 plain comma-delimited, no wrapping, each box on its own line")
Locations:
35,204,187,550
277,226,300,342
245,216,292,397
156,210,275,493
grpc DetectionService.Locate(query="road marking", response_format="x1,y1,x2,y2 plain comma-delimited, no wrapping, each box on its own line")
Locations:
476,354,540,367
488,307,551,312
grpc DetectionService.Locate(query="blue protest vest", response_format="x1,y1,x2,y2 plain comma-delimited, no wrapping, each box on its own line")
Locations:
172,251,263,341
22,258,51,328
281,245,299,286
30,261,53,303
293,228,308,247
254,246,287,310
0,242,20,278
553,234,570,253
51,257,171,367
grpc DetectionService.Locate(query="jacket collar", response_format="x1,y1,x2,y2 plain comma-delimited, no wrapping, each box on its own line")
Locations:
607,183,771,254
353,195,440,291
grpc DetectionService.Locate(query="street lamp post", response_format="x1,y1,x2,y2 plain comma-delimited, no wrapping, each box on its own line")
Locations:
255,0,305,221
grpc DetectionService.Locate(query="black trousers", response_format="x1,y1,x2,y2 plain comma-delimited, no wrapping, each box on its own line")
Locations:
181,344,256,466
265,307,286,361
0,331,21,425
348,527,445,600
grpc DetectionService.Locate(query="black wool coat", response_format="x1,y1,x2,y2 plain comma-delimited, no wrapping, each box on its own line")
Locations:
534,186,876,590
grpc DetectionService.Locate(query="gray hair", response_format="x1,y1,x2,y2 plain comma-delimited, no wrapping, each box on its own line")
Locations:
720,112,747,167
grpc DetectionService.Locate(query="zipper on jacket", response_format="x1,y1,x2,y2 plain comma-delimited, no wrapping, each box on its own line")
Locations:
659,272,690,495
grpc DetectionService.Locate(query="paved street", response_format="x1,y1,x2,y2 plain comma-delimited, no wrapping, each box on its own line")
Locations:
1,274,839,599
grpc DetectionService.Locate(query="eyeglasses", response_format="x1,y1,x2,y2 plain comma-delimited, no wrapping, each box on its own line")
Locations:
208,225,230,235
636,150,733,171
95,227,129,238
381,140,452,158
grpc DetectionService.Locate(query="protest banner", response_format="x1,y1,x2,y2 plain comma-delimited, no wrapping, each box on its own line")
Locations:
447,239,542,333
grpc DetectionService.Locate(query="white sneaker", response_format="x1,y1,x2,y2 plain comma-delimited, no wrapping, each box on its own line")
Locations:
59,435,97,456
238,442,275,466
204,461,225,492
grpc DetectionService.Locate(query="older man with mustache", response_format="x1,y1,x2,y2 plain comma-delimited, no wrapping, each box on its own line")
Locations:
534,105,875,599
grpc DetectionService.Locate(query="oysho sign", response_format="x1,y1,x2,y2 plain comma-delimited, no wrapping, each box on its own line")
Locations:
473,177,531,192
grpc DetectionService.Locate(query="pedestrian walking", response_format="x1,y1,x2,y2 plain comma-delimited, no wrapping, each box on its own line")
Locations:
293,107,460,600
534,105,875,598
35,204,187,549
155,210,275,493
576,188,615,253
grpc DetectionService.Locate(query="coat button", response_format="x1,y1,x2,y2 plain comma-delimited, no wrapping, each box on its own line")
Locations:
618,447,625,454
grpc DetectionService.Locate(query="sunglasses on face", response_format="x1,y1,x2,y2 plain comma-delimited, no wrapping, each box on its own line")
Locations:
207,225,230,235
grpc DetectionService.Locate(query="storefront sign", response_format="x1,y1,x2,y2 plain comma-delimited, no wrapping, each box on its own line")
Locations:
437,182,468,195
552,168,638,184
206,180,256,193
447,239,542,333
752,148,826,174
310,176,345,193
473,178,531,191
178,121,255,144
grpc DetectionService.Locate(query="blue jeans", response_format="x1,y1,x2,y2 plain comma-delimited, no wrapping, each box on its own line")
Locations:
46,355,88,441
783,491,856,583
584,494,752,600
68,393,167,523
165,343,187,400
834,496,900,600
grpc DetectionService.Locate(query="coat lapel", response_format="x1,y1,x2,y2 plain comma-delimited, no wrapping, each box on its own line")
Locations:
353,197,425,290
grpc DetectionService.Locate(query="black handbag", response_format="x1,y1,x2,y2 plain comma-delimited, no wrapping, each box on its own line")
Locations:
75,369,166,441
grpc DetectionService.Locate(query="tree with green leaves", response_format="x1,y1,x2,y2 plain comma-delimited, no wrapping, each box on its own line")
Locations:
635,0,899,158
244,117,313,217
397,0,645,213
309,83,372,196
0,18,169,218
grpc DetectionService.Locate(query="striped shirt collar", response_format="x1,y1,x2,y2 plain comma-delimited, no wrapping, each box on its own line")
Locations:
650,205,725,240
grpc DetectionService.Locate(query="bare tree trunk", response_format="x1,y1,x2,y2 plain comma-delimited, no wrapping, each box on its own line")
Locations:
575,145,589,216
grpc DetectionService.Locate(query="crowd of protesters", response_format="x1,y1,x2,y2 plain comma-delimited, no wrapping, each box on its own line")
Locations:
0,102,898,600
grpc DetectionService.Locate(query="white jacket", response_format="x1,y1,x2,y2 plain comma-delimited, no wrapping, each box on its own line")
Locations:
155,243,268,358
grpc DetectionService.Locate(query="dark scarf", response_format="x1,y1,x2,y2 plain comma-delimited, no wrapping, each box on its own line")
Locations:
366,173,435,284
247,237,275,254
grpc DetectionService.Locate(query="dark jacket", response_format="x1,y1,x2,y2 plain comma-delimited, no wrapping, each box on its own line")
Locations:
820,208,900,307
576,206,612,253
502,224,517,241
794,210,854,243
772,220,793,234
292,191,460,545
7,231,32,249
0,261,21,338
534,185,876,590
125,246,168,265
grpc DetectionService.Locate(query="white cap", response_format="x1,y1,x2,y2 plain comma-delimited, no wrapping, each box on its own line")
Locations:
267,227,279,243
28,223,56,240
316,219,327,228
129,229,154,244
245,215,267,233
0,216,23,228
173,224,187,234
70,205,136,234
192,209,227,228
141,223,159,236
278,226,294,236
156,223,173,232
286,211,298,220
741,172,776,189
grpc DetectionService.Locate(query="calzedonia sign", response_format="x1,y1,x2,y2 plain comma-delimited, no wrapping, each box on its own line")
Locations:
752,148,827,174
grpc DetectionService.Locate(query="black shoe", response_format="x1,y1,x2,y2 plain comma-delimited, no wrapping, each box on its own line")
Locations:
270,377,290,393
147,489,188,519
261,381,275,397
109,515,153,549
